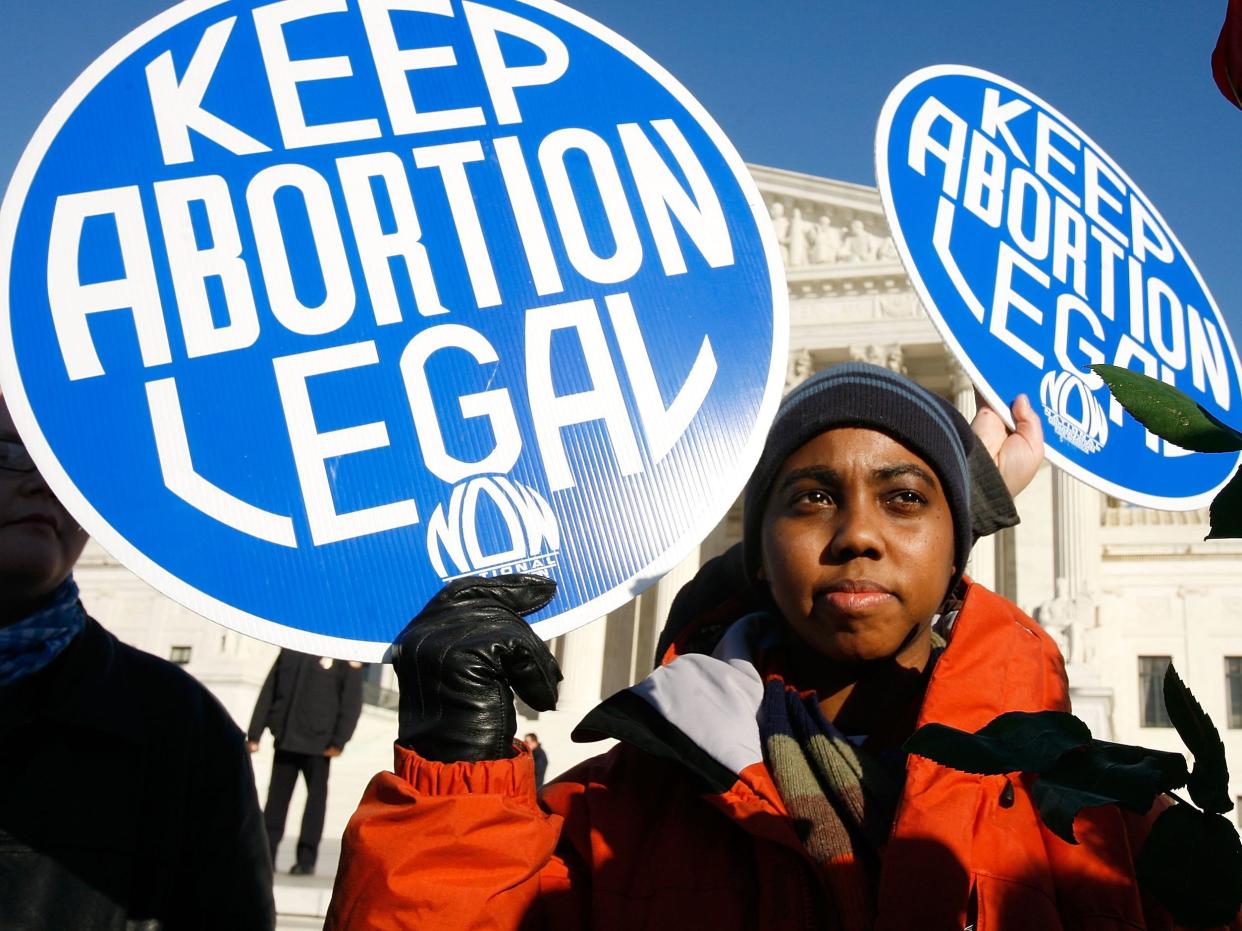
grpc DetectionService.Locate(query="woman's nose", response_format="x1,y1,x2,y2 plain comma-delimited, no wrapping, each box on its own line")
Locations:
827,501,884,561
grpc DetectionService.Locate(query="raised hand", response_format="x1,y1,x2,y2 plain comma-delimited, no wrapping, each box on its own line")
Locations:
392,575,561,763
971,391,1045,498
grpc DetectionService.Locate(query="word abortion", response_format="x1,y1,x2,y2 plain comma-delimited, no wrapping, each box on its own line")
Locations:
907,89,1231,454
48,119,731,372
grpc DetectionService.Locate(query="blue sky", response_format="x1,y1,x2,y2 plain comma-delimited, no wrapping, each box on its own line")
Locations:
3,0,1240,329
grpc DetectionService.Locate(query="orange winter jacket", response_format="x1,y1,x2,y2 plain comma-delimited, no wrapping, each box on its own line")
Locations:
326,583,1229,931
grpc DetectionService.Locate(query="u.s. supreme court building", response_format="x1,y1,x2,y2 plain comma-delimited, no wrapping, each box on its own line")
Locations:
74,163,1242,856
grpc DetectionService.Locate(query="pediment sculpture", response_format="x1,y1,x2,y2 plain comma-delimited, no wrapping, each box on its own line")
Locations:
765,197,898,269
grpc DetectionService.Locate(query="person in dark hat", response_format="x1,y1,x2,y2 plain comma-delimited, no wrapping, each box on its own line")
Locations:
326,363,1186,929
0,393,274,930
248,649,365,876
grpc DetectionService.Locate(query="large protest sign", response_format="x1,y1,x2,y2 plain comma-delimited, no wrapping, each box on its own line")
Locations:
0,0,786,659
877,65,1242,509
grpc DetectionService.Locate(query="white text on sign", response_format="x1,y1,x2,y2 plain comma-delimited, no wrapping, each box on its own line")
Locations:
907,88,1230,455
41,1,735,547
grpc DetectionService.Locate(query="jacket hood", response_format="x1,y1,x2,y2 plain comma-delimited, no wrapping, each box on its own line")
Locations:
576,599,966,795
574,613,771,794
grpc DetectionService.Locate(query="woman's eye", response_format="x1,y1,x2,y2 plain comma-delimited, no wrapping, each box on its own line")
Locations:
794,489,833,508
888,489,927,508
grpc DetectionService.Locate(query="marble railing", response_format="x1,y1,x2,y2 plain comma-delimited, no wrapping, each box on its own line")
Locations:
1102,504,1209,527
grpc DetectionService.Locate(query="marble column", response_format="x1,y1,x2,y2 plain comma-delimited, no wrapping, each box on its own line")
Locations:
555,614,610,711
551,546,702,718
1051,466,1110,730
1051,467,1102,641
993,527,1018,602
948,359,996,590
653,547,703,630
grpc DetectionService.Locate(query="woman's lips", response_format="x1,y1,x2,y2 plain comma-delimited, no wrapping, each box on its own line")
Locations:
818,581,894,614
822,591,894,613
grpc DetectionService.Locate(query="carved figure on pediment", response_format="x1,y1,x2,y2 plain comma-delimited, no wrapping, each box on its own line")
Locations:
1035,577,1075,661
849,345,884,367
810,214,842,265
879,295,916,319
787,207,810,267
840,219,879,263
878,236,898,261
769,201,790,263
1076,583,1099,667
850,344,906,373
946,357,974,400
785,349,813,392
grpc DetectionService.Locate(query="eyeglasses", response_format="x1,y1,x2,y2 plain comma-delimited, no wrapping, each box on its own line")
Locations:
0,439,36,473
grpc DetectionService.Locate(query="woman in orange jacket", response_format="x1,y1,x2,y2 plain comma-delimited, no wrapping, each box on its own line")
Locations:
327,363,1216,931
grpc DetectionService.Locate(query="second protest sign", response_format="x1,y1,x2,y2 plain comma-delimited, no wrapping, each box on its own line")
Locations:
877,65,1242,510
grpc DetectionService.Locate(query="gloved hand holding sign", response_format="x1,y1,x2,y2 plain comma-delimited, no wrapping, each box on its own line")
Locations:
392,576,562,763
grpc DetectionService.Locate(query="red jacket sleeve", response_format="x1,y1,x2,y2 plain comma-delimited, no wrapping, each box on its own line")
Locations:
325,744,566,931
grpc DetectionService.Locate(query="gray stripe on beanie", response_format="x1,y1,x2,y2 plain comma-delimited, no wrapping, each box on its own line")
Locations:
782,370,967,478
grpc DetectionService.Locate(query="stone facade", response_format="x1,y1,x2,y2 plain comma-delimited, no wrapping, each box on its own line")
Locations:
73,163,1242,848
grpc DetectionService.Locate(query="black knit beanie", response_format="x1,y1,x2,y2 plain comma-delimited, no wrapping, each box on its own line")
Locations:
742,362,974,591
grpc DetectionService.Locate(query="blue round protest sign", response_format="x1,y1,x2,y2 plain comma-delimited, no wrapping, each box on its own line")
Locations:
0,0,786,659
877,65,1242,509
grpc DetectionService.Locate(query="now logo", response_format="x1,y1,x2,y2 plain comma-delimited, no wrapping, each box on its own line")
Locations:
426,475,560,581
1040,370,1109,454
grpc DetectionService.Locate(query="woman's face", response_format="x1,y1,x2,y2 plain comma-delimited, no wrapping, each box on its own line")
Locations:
0,397,88,610
759,427,956,666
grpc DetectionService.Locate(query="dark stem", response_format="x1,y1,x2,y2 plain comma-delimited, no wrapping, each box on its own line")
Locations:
1166,790,1195,810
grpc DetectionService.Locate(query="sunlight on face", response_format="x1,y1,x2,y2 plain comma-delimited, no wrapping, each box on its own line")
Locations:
759,427,955,666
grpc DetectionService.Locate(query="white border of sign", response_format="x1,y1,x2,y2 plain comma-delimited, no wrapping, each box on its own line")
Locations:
0,0,789,660
876,64,1242,512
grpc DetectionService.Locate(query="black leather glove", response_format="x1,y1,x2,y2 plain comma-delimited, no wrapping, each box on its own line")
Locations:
392,575,561,763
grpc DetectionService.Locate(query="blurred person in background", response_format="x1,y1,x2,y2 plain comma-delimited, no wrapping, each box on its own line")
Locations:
524,732,548,789
248,648,365,876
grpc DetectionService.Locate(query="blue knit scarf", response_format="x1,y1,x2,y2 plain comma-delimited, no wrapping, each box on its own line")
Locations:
0,577,86,687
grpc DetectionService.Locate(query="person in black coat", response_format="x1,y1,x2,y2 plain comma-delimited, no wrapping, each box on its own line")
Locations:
0,396,274,930
247,649,365,874
523,732,548,789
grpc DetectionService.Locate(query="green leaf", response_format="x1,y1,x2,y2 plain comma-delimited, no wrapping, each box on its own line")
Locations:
1030,779,1120,844
1136,804,1242,928
1092,364,1242,452
1163,664,1233,814
905,711,1091,776
1031,740,1189,843
1208,467,1242,540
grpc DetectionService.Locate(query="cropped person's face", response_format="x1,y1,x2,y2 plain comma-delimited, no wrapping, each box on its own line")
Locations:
0,397,89,607
759,427,955,666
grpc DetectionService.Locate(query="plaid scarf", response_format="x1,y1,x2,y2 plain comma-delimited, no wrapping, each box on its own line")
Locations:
757,630,947,930
0,577,86,687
